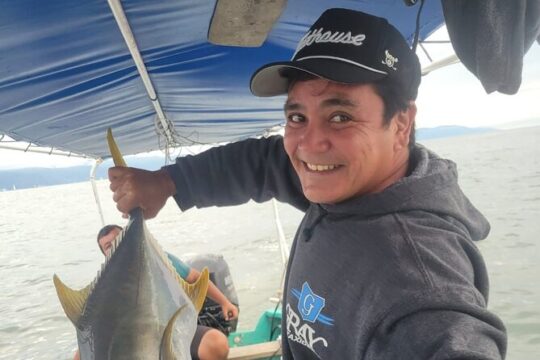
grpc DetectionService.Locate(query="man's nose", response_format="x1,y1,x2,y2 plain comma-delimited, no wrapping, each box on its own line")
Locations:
298,121,330,153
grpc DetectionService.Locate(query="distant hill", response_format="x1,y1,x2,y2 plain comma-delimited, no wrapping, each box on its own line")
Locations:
416,125,495,140
0,125,497,191
0,156,170,191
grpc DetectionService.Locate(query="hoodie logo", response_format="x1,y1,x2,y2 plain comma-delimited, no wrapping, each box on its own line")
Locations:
287,282,334,356
297,282,325,322
291,282,334,326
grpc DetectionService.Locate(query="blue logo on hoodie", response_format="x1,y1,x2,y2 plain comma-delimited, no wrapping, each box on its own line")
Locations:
292,282,334,325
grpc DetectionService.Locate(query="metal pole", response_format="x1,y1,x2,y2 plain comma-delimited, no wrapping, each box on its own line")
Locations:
272,199,289,266
90,158,106,226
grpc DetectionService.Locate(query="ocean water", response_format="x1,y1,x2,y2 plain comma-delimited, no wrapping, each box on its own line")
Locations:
0,126,539,359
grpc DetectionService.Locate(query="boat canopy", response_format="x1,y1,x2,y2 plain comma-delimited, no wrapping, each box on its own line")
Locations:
0,0,538,159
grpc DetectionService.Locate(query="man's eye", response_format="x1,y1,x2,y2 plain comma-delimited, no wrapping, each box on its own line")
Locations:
287,114,305,123
330,114,351,123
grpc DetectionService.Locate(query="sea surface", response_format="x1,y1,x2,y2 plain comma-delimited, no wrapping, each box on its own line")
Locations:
1,126,539,359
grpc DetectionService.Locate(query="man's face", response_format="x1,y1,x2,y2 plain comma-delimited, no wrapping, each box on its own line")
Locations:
98,227,121,256
283,79,412,204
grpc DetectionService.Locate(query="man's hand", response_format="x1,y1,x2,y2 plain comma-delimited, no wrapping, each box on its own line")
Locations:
108,167,176,219
221,301,239,321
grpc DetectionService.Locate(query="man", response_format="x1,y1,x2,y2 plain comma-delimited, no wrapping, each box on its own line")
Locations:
74,224,238,360
109,8,507,359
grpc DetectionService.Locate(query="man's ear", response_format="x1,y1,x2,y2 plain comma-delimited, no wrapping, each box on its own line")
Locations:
393,101,416,151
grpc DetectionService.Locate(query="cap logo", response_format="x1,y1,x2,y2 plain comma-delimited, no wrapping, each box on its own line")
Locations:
382,50,398,70
293,27,366,58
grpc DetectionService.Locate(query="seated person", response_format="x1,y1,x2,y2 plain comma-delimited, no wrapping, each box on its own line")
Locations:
74,224,238,360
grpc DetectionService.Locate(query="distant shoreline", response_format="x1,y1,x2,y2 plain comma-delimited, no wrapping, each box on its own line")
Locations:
1,125,539,191
416,125,496,141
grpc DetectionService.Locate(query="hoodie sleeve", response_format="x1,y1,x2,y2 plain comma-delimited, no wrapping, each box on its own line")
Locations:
163,136,308,211
365,303,507,359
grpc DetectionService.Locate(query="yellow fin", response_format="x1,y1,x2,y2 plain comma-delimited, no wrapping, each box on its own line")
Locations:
52,274,91,325
180,268,209,313
106,128,127,167
160,304,188,360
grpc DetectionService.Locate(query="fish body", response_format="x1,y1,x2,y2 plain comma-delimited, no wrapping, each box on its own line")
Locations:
54,208,208,359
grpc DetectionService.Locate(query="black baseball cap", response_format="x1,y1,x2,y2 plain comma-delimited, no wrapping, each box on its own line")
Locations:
250,8,421,99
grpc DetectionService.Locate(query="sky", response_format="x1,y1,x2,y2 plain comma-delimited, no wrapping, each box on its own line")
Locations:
1,28,539,169
415,28,540,129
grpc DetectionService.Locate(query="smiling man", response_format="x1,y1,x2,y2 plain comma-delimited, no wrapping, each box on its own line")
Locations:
282,79,413,203
109,8,506,359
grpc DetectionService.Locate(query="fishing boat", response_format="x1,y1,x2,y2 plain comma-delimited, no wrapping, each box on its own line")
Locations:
1,1,538,359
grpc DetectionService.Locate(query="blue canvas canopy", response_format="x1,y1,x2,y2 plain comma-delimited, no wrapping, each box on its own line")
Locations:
0,0,538,159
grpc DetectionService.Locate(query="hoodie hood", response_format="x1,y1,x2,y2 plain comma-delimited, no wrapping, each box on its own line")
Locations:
320,144,490,241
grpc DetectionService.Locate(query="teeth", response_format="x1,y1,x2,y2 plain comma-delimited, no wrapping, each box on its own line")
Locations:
306,163,338,171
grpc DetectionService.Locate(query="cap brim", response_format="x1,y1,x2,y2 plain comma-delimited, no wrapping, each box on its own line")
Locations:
250,58,387,97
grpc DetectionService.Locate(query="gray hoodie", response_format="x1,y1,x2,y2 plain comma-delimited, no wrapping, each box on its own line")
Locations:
165,136,506,359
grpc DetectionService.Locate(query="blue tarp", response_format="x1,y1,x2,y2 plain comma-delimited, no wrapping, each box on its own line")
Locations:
0,0,444,158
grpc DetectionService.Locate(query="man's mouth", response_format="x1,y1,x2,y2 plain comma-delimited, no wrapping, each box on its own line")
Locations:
304,162,342,172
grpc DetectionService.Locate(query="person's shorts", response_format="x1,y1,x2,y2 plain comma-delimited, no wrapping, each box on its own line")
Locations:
190,325,213,360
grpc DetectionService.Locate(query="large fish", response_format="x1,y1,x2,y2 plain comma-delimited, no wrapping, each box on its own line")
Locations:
53,208,208,359
53,129,209,359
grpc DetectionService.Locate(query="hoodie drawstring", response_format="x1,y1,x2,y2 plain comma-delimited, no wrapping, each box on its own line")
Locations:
303,207,327,242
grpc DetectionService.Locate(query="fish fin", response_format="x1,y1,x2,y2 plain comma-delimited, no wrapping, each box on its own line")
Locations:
160,304,188,360
106,127,127,167
52,274,91,325
181,267,209,313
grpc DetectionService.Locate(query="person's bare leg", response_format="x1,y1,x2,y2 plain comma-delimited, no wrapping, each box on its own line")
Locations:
197,329,229,360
